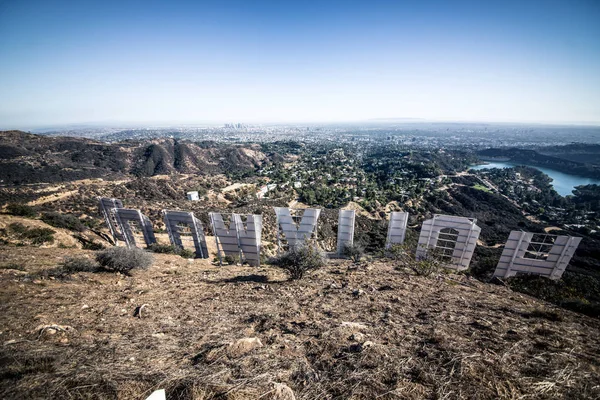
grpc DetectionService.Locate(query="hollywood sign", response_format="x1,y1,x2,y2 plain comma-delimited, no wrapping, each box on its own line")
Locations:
98,197,581,279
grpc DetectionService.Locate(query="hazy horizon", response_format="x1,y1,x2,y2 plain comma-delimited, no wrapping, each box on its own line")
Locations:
1,0,599,127
6,117,600,133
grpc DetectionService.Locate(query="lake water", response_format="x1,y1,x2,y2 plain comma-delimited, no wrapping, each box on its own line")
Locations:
469,162,600,196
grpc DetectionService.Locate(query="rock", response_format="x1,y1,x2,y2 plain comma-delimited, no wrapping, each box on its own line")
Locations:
227,337,263,358
352,289,365,297
81,304,89,310
152,332,165,339
350,332,365,342
361,341,375,350
341,321,367,330
45,328,57,335
272,383,295,400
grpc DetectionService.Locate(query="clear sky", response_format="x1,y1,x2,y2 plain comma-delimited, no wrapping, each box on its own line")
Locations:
0,0,599,127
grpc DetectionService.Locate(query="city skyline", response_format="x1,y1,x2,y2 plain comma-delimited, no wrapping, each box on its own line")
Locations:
1,0,599,128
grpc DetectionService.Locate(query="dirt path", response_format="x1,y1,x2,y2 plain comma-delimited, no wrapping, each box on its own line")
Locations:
26,189,79,206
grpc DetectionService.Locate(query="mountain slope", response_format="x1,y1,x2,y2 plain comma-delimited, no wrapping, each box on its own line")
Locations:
0,131,267,185
0,250,598,399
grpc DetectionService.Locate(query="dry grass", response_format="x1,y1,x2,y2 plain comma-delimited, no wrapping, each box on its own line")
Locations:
0,246,599,399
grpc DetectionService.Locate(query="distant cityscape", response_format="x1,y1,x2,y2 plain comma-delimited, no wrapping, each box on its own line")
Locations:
32,122,600,150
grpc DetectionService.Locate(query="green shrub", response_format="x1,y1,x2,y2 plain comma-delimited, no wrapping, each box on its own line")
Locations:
148,243,179,254
41,212,86,232
343,242,364,263
60,256,99,274
82,241,105,250
179,248,196,259
0,263,25,271
224,254,238,265
8,222,28,235
8,223,55,245
96,247,153,274
5,203,36,218
27,228,56,245
272,244,326,280
149,243,196,258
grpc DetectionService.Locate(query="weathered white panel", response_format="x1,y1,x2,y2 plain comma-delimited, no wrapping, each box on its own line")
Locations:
209,213,240,257
98,197,124,243
336,209,356,255
493,231,582,280
273,207,321,249
163,210,209,258
416,214,481,270
209,213,263,266
385,211,409,248
113,208,156,248
235,214,263,266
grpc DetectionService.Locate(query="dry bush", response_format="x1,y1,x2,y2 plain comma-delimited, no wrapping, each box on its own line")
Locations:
60,256,99,274
96,247,153,274
343,242,364,263
272,243,326,280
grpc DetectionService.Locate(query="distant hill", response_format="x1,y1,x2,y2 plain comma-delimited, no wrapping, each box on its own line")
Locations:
537,143,600,165
478,147,600,179
0,131,268,185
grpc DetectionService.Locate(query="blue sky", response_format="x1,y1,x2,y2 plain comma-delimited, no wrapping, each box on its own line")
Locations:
0,0,599,127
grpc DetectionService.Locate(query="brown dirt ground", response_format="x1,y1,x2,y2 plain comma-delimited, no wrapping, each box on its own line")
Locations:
1,246,599,400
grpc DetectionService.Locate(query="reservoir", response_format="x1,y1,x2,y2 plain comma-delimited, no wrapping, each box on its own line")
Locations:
469,162,600,197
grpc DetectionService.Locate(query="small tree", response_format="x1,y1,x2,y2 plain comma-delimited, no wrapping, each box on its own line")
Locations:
387,244,444,277
343,242,364,263
272,243,326,280
96,247,153,274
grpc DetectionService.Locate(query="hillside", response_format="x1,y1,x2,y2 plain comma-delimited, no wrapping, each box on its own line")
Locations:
477,147,600,179
1,246,599,399
0,131,267,185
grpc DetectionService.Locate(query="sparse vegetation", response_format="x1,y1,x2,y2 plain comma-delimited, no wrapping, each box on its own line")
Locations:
272,243,326,280
7,222,55,245
0,263,25,271
5,203,36,218
388,244,444,277
343,242,364,263
96,247,153,274
507,273,600,318
41,212,86,232
179,248,196,259
60,256,99,274
472,183,491,193
223,254,238,265
149,243,196,258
